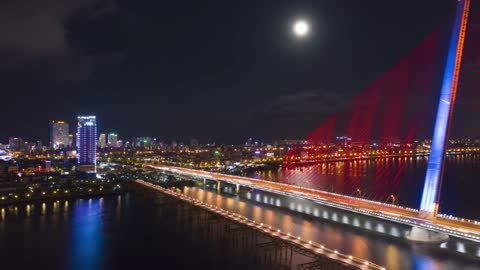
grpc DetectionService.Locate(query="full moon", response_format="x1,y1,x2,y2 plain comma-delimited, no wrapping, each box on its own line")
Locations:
293,20,309,37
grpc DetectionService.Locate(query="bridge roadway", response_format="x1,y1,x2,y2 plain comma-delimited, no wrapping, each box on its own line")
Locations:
136,179,386,270
148,165,480,243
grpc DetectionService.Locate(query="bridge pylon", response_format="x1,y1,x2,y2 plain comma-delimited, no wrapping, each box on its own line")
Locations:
409,0,470,242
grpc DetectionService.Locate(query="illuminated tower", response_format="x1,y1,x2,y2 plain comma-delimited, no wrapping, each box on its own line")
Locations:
76,116,97,173
107,133,118,148
408,0,470,242
51,121,69,149
419,0,470,220
98,133,107,149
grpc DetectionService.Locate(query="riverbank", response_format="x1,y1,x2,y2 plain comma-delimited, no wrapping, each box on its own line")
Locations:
0,181,132,207
0,190,126,207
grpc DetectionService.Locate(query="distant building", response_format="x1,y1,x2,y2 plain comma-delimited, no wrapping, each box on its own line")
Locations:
76,116,97,173
26,142,36,152
190,138,199,147
8,137,25,152
51,121,69,149
137,137,152,147
98,133,107,149
45,160,52,172
108,133,118,148
68,134,74,147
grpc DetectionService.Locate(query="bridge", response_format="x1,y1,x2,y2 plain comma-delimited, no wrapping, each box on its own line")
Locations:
136,179,386,270
269,0,479,231
149,164,480,246
145,0,479,265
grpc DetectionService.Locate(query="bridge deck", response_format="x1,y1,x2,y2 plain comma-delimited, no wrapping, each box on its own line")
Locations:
149,165,480,243
136,179,385,270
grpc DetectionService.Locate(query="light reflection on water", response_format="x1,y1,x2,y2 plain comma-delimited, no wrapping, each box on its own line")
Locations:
0,189,479,270
69,199,103,270
182,186,480,270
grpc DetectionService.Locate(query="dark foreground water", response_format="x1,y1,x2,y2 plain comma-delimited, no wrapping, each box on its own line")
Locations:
1,186,480,270
247,154,480,220
0,193,266,270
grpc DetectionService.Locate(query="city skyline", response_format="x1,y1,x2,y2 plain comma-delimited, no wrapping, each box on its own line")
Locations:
2,114,480,148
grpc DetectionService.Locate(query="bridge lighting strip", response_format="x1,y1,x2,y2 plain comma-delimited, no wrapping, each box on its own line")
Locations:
136,180,386,270
151,165,420,211
149,166,480,243
151,165,480,226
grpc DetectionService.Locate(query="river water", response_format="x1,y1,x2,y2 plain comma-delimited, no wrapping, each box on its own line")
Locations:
0,194,265,270
181,186,480,270
1,153,480,270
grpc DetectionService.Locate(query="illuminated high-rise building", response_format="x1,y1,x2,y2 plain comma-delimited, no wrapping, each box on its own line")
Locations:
76,116,97,173
108,133,118,148
51,121,69,149
68,134,74,147
98,133,107,149
8,137,25,152
136,137,151,147
116,140,123,148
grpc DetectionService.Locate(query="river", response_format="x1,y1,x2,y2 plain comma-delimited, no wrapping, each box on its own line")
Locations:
1,153,480,270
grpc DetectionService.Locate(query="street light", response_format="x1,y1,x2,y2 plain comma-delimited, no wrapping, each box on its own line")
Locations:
389,195,398,205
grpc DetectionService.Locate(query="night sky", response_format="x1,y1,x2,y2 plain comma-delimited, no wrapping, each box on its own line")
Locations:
1,0,476,144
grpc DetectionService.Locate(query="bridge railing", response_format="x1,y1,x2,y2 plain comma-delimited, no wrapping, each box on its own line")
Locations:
149,165,480,242
136,179,386,270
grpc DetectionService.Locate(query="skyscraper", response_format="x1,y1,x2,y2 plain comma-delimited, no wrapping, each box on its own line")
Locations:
68,134,74,147
107,133,118,148
76,116,97,173
98,133,107,149
8,137,25,152
51,121,69,149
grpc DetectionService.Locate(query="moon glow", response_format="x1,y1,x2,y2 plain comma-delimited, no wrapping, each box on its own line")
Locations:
293,20,309,37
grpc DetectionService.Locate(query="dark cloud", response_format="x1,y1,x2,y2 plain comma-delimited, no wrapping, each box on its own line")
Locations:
1,0,474,143
0,0,120,80
255,90,348,121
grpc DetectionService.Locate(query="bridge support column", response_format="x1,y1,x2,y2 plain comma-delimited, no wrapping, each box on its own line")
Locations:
406,226,449,243
235,184,240,194
216,181,221,193
418,0,470,218
203,178,206,186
